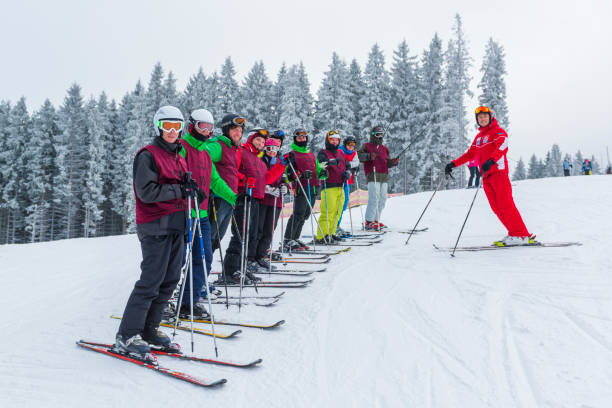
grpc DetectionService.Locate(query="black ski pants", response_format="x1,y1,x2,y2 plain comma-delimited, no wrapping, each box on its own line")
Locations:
223,195,260,277
284,185,316,242
208,195,234,254
118,233,184,337
468,166,481,187
256,203,281,259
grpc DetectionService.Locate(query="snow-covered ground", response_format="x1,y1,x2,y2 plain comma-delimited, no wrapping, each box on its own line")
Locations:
2,175,611,407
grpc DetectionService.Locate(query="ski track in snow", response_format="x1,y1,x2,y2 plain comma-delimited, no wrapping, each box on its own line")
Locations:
1,175,612,407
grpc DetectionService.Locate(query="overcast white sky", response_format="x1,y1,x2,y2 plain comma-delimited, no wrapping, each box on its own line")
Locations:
2,0,611,165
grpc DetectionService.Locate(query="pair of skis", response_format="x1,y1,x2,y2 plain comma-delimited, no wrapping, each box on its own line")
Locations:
434,241,582,252
77,340,262,388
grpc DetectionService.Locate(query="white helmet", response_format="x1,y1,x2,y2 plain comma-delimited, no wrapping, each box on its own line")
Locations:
153,105,184,136
189,109,214,127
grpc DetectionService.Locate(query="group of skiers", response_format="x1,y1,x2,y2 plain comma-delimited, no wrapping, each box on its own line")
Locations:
115,105,399,357
115,102,538,359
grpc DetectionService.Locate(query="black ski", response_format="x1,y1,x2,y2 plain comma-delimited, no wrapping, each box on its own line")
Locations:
109,315,242,339
76,340,227,387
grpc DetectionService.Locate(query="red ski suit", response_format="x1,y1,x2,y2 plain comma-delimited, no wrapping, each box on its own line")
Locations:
453,118,530,237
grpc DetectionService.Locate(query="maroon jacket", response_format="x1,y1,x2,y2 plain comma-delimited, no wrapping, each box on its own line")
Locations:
319,148,347,187
179,138,212,210
134,144,187,225
261,155,285,208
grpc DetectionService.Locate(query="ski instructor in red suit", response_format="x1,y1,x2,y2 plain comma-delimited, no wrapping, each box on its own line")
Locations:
445,106,534,246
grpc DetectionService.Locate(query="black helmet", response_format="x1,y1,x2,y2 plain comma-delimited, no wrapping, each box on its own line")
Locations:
271,130,285,142
371,126,384,138
293,128,308,147
220,113,247,137
343,135,357,146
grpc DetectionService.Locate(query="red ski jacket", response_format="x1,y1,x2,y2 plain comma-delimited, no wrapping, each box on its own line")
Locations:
453,118,509,179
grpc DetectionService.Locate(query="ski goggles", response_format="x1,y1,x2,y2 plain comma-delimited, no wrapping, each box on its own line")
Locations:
221,116,247,128
265,145,280,153
345,141,356,147
195,121,213,133
158,120,184,132
295,130,308,137
475,106,492,114
273,130,285,139
252,128,269,137
327,130,340,139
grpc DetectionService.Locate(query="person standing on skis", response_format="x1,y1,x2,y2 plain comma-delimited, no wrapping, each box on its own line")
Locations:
336,135,360,236
203,114,245,255
219,129,285,284
177,109,237,319
115,106,197,358
315,130,352,243
358,126,399,230
282,129,327,251
445,106,534,246
255,137,288,267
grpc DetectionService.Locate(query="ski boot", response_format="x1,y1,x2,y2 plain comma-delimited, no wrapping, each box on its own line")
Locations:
257,257,277,271
179,302,210,319
113,333,155,362
295,239,310,250
282,239,301,252
246,261,264,281
313,236,329,245
142,326,180,353
494,234,537,247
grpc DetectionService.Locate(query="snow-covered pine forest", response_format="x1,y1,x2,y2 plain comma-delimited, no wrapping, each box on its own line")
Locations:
0,14,595,245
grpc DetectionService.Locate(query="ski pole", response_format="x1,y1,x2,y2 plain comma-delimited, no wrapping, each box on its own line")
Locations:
286,161,328,246
306,178,317,250
323,179,330,241
373,162,380,232
269,194,278,276
450,182,481,257
405,174,447,245
172,198,198,341
239,188,253,311
193,195,219,357
347,182,354,236
279,189,285,258
355,177,365,230
211,198,229,309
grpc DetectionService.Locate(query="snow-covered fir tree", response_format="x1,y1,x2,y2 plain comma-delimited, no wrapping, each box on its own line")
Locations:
54,84,88,239
82,98,106,237
359,44,391,143
347,59,365,142
389,40,419,193
0,100,12,243
544,144,563,177
513,157,527,180
268,63,288,131
573,150,584,174
218,57,241,116
415,34,445,189
30,99,60,241
277,63,314,142
161,71,179,107
241,61,274,129
3,98,31,243
98,95,122,236
590,155,601,174
180,67,208,117
443,14,473,188
314,52,354,147
478,38,509,129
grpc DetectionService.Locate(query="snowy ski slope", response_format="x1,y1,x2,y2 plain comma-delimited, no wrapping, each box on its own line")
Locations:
1,175,611,407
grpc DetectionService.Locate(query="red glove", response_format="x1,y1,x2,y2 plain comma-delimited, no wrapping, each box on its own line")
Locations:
246,177,256,189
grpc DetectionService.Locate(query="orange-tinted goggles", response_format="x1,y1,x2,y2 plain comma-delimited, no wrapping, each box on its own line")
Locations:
159,120,184,132
295,131,308,137
475,106,491,114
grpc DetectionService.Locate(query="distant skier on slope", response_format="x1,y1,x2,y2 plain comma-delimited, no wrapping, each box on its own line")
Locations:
582,159,592,175
445,106,535,246
563,158,573,176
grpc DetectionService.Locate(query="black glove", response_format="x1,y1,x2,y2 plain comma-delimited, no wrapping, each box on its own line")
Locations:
481,159,496,174
180,177,199,199
342,170,352,182
195,188,207,205
328,158,339,166
319,168,329,179
444,162,455,176
283,152,297,168
300,169,312,179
